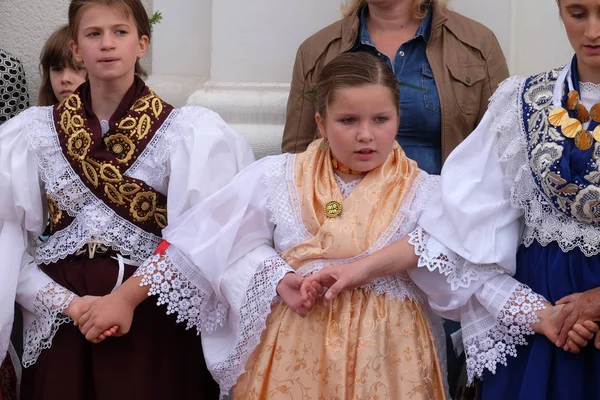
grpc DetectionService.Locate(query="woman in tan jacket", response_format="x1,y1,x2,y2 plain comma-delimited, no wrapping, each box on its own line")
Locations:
282,0,508,173
281,0,509,397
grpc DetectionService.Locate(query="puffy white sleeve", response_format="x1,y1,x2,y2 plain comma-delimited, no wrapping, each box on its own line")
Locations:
134,155,293,396
0,109,75,367
407,77,547,383
165,107,256,218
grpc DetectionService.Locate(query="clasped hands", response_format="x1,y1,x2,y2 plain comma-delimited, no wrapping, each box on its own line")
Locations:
62,261,600,354
281,263,600,355
63,290,134,344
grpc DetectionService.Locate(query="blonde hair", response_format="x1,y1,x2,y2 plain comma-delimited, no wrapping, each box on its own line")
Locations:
341,0,448,19
39,25,83,106
68,0,151,77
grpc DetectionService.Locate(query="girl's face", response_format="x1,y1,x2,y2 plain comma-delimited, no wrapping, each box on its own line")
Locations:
560,0,600,77
70,4,148,84
316,84,399,173
50,65,86,102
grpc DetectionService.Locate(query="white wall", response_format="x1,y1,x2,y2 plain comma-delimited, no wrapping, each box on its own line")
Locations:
0,0,575,157
0,0,152,106
147,0,574,157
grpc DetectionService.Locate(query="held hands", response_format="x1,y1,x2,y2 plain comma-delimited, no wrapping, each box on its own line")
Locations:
75,291,135,344
555,288,600,351
64,295,119,343
277,262,370,317
533,302,599,354
300,260,372,307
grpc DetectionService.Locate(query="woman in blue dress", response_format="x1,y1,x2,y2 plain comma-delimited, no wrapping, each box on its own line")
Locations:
302,0,600,399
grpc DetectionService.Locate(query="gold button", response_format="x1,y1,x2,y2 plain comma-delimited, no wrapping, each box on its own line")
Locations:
325,201,342,218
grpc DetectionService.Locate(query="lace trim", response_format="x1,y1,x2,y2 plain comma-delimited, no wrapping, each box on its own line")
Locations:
210,256,293,398
334,174,362,198
125,107,207,194
269,154,311,253
22,282,75,367
24,107,185,264
408,227,504,290
134,245,227,333
293,173,437,303
492,75,600,256
463,279,545,383
580,81,600,101
125,108,178,194
407,223,548,382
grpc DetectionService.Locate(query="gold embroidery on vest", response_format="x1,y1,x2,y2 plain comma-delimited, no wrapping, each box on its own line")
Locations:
57,91,168,228
47,196,63,228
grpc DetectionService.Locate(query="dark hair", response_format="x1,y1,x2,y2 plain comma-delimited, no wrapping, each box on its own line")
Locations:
315,52,399,118
39,25,83,106
68,0,151,77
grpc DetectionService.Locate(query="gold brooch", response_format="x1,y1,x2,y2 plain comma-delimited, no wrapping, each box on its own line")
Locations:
325,201,342,218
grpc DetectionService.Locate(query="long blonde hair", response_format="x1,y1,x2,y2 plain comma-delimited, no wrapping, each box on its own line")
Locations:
341,0,448,19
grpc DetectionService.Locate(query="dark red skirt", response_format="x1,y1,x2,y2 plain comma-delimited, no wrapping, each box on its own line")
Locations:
0,352,17,400
20,253,219,400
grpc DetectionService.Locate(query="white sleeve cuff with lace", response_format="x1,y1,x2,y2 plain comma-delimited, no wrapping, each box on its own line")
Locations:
22,282,75,367
210,255,294,399
408,226,547,383
134,245,227,333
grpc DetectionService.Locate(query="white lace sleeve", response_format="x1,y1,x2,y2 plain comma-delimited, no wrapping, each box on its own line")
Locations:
21,282,75,367
408,227,547,383
134,245,227,333
209,255,294,398
0,111,76,368
417,76,527,274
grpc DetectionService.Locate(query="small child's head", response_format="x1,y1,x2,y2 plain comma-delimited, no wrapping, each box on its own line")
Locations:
39,25,86,106
314,52,400,173
68,0,151,82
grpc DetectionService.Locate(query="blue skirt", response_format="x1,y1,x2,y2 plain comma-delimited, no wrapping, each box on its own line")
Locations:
479,241,600,400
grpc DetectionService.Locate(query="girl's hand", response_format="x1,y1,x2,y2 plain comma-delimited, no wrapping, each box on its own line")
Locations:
533,304,592,354
277,273,311,317
301,260,372,307
76,291,135,344
64,295,98,321
563,321,600,353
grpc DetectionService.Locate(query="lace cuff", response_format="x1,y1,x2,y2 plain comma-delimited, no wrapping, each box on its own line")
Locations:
464,281,546,382
408,227,502,290
22,283,75,367
211,256,293,398
134,245,227,333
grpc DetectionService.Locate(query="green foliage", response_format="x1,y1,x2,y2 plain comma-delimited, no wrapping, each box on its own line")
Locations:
149,10,163,30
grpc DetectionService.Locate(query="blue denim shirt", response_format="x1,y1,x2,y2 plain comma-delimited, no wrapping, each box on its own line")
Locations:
352,6,442,174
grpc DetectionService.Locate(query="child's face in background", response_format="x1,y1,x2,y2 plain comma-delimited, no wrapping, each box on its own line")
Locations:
50,65,86,102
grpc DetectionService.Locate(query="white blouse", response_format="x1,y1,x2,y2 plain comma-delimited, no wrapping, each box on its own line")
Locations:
408,68,600,382
0,105,254,367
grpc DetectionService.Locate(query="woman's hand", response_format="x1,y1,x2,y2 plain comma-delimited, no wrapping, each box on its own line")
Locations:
555,287,600,348
533,304,596,354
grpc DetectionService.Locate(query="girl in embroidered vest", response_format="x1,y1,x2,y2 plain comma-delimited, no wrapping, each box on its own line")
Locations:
75,52,450,399
297,1,600,399
39,25,87,107
0,0,254,399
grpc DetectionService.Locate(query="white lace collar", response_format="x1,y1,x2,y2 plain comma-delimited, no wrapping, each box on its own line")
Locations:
579,81,600,109
334,174,362,198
